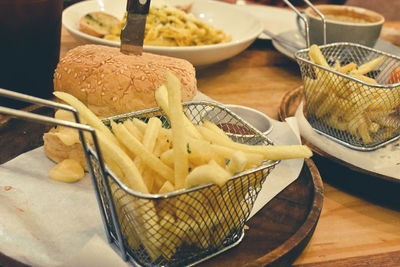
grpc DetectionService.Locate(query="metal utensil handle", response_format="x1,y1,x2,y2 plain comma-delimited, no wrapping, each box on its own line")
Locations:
0,88,129,261
284,0,327,47
126,0,150,14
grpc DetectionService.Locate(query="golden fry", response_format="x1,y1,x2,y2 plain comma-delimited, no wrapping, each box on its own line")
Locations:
309,44,329,68
198,122,313,160
111,122,175,184
186,160,231,187
352,55,385,75
166,71,189,189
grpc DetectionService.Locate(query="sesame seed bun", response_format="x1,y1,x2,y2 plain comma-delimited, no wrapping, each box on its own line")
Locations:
45,44,197,169
53,44,197,118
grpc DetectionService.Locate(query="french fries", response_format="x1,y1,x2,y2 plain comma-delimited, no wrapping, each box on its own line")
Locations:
306,44,399,145
53,71,312,263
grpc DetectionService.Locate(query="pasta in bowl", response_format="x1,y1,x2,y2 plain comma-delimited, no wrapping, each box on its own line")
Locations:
62,0,263,66
102,5,232,46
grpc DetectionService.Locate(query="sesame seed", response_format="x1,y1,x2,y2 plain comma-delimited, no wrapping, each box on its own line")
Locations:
84,68,89,72
82,76,86,81
87,84,91,88
101,74,104,78
120,70,124,74
141,76,145,81
63,67,67,71
74,73,78,78
112,96,117,101
98,80,101,85
101,92,105,96
81,88,85,92
58,74,62,79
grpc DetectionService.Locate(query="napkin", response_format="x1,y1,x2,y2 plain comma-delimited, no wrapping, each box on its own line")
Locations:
0,94,304,267
295,102,400,179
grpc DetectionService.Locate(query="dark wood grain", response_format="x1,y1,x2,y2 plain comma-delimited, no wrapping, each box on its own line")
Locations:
0,105,54,164
0,252,29,267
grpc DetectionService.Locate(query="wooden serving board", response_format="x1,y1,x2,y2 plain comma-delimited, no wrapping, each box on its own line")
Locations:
0,104,324,267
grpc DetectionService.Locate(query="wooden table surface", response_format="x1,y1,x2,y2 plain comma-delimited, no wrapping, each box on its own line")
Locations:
33,20,400,267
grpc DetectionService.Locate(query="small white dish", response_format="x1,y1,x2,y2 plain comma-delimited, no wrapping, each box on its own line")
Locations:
62,0,263,66
225,104,273,136
201,103,272,140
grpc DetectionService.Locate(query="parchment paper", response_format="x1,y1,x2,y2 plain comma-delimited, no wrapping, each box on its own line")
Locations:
295,102,400,179
0,95,304,267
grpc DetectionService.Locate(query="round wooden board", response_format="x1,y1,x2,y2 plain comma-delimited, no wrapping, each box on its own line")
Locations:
199,159,324,267
0,103,324,267
279,85,400,185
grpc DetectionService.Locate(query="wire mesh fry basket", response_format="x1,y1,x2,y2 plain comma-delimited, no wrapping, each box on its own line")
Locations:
0,89,278,267
94,101,277,266
295,43,400,151
283,0,400,150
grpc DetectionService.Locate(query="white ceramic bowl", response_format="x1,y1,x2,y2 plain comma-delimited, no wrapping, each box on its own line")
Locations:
62,0,263,66
225,104,273,136
202,103,273,140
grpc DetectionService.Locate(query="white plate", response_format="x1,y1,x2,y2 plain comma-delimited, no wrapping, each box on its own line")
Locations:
236,5,297,40
62,0,263,66
224,104,273,135
295,103,400,181
272,29,400,60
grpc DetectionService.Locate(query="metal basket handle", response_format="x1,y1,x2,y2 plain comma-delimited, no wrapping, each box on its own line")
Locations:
0,88,129,260
283,0,327,47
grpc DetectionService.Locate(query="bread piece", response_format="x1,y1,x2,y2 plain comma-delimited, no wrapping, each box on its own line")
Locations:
43,128,87,170
53,44,197,118
80,12,120,38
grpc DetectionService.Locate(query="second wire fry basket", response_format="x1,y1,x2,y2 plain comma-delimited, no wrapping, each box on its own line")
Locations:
285,0,400,150
295,43,400,151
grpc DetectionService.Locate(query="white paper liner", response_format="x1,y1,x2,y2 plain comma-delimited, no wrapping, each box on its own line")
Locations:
295,102,400,179
0,94,304,267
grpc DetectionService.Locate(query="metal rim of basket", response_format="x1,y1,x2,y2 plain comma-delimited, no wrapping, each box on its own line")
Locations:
295,42,400,89
93,100,280,200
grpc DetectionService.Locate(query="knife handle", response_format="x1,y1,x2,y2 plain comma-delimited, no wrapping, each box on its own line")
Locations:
126,0,150,14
